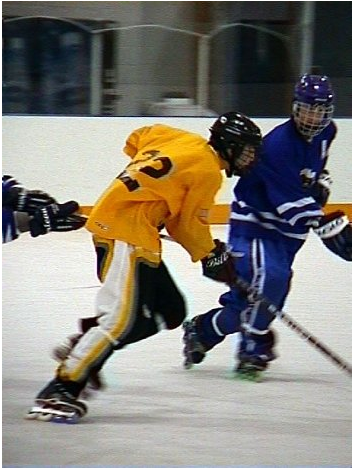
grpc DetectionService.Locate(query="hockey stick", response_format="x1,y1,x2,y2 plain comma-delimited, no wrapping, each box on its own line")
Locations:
161,233,352,377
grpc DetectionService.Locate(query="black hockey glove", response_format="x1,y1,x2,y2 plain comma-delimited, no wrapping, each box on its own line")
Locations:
311,169,332,207
314,211,352,261
201,239,237,284
3,183,57,214
29,201,87,237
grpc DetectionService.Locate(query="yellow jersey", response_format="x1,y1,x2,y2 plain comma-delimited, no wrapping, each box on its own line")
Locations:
86,124,226,262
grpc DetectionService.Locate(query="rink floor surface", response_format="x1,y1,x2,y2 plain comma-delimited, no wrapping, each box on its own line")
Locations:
2,226,352,468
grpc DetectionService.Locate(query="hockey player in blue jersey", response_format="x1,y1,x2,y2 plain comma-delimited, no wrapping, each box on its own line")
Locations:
2,175,86,243
182,73,352,380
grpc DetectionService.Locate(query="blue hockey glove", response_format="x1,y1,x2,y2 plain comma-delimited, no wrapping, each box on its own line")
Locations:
314,211,352,261
29,201,87,237
201,239,237,284
311,169,332,207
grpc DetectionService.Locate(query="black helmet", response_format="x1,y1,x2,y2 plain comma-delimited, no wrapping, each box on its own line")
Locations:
209,111,262,177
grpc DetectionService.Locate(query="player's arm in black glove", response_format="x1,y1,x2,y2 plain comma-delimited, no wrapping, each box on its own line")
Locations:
201,239,237,284
310,169,332,207
2,175,57,214
313,211,352,261
29,201,87,237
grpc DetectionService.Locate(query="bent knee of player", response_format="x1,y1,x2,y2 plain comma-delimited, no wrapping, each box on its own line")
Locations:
215,305,242,334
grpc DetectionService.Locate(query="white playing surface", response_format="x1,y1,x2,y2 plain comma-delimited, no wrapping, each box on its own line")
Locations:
2,226,352,468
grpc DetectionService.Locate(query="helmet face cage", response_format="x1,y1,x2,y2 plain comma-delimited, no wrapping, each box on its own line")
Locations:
220,141,258,177
209,112,262,177
292,74,334,139
293,101,334,139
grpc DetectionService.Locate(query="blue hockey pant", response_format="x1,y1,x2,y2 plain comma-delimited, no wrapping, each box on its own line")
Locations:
197,236,294,348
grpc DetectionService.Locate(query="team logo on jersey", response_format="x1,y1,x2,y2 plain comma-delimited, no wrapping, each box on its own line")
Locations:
300,168,316,188
95,221,110,231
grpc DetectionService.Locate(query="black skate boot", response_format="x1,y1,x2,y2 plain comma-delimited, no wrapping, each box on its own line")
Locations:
182,318,207,369
25,378,87,423
235,330,277,382
52,333,106,398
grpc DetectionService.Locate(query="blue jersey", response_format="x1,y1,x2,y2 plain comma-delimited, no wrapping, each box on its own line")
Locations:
2,178,20,243
229,118,337,254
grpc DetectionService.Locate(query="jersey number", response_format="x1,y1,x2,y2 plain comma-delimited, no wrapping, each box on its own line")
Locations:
117,151,172,191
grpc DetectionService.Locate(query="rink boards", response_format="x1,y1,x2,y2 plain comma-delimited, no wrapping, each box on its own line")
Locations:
80,202,352,223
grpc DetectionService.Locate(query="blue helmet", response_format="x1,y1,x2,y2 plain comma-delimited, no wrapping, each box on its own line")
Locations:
292,74,334,139
294,74,334,105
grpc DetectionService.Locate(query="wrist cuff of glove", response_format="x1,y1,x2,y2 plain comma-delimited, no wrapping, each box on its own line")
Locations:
314,214,349,239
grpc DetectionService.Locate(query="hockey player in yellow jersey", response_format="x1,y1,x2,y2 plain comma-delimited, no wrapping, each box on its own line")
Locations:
87,124,227,260
26,112,262,423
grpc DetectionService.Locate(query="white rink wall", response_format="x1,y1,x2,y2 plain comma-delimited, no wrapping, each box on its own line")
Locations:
2,116,352,204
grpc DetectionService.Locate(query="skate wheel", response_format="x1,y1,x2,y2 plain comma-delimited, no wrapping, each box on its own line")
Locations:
51,414,80,424
39,412,54,421
25,411,53,421
25,406,52,421
25,411,40,420
235,371,263,383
